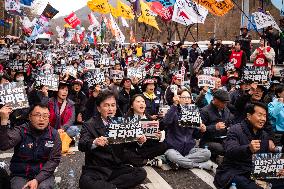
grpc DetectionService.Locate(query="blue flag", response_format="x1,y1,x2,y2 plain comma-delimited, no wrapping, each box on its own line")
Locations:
145,0,175,8
20,0,34,6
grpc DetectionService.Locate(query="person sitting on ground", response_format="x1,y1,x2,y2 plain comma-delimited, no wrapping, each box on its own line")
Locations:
78,90,147,189
48,82,78,138
0,103,61,189
163,89,212,170
214,102,284,189
118,94,167,167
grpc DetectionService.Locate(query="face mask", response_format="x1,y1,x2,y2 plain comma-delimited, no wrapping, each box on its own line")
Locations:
16,76,24,82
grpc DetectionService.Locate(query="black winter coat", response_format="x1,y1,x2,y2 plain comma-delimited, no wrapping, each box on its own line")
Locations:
214,120,270,189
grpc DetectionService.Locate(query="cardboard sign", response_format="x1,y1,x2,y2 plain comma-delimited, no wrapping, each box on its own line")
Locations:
140,120,159,139
110,70,124,80
107,117,143,144
252,153,284,180
35,74,59,91
0,82,29,110
85,72,105,87
178,105,201,127
197,75,216,88
202,67,215,76
243,66,269,85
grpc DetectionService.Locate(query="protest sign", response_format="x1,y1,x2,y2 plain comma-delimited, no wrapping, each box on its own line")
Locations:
178,105,202,127
224,62,235,72
54,63,66,74
193,56,204,73
110,70,124,80
66,65,77,78
252,12,281,32
197,75,216,88
202,67,215,76
84,59,96,70
100,57,110,66
35,74,59,91
252,153,284,180
243,66,269,85
85,72,105,87
127,67,144,80
40,63,54,75
140,120,159,139
8,60,28,71
107,117,143,144
0,82,29,110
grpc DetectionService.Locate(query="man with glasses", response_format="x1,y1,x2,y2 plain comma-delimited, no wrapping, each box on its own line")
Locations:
0,103,61,189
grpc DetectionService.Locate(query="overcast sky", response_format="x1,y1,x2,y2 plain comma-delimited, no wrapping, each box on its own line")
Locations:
35,0,89,18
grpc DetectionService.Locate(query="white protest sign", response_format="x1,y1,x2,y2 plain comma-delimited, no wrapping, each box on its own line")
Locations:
202,67,215,75
140,120,159,139
197,75,216,88
35,74,59,91
85,60,96,70
252,12,281,32
0,82,29,110
110,70,124,80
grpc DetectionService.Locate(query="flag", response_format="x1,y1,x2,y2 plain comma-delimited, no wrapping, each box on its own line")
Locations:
172,0,208,26
20,0,34,6
148,2,173,21
42,3,59,19
193,0,233,16
63,27,69,38
100,19,107,41
121,17,129,27
21,16,34,28
138,0,160,31
146,0,175,8
5,0,20,12
117,1,135,19
0,19,11,28
64,12,81,28
87,0,111,14
110,5,120,18
88,12,100,26
130,28,136,43
252,12,281,32
109,14,125,43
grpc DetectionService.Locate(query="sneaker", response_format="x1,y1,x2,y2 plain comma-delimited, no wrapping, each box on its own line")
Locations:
198,160,213,171
167,161,179,170
146,158,163,167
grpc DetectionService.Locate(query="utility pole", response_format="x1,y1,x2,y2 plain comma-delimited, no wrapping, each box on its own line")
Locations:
241,0,250,28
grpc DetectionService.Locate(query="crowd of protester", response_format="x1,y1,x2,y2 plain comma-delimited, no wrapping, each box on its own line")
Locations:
0,22,284,189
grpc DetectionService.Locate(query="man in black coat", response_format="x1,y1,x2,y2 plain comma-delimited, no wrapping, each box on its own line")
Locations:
214,102,283,189
78,90,146,189
200,89,234,160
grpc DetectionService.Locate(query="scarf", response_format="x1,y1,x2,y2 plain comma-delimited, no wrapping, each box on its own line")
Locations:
54,98,67,130
143,92,156,100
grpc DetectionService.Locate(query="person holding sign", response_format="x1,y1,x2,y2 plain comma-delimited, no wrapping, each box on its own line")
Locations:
0,103,61,189
118,94,167,167
78,90,146,189
214,102,284,189
163,89,212,170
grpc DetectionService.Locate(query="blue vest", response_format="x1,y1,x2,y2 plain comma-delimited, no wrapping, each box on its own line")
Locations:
10,125,56,179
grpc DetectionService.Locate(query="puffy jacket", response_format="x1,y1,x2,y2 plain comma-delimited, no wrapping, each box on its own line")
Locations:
143,93,160,116
268,98,284,132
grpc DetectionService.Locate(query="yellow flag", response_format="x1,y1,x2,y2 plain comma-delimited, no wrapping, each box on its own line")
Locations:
117,1,135,20
138,0,160,31
64,23,72,28
87,0,111,14
193,0,234,16
110,6,119,18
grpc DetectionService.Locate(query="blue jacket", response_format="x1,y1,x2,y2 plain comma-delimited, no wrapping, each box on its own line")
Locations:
162,105,202,156
268,98,284,132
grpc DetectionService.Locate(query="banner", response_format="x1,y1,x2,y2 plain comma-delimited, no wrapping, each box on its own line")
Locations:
252,12,281,32
41,3,59,19
197,75,216,88
35,74,59,91
5,0,20,13
146,0,175,7
172,0,208,26
138,0,160,31
117,1,135,19
242,66,269,85
178,105,202,127
88,12,100,27
87,0,111,14
108,117,143,144
140,120,159,139
20,0,34,6
0,82,29,110
252,153,284,180
193,0,234,16
109,14,125,44
64,12,81,28
148,2,173,21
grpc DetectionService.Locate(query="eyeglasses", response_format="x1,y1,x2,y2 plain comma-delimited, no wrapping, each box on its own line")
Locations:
31,113,50,120
180,96,191,100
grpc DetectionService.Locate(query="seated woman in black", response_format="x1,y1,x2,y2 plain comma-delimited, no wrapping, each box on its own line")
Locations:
119,94,167,167
78,90,146,189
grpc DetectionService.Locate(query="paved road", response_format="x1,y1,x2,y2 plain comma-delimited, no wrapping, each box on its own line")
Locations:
0,147,216,189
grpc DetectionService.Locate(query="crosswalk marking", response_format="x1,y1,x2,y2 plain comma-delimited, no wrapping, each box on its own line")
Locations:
190,168,216,189
144,166,173,189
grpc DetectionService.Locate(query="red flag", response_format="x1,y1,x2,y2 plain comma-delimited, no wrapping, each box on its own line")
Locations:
149,2,173,22
64,12,81,28
93,33,97,46
79,31,85,43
